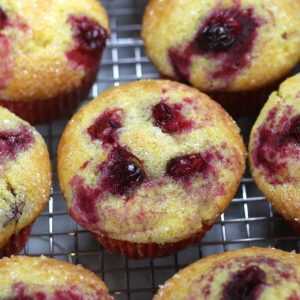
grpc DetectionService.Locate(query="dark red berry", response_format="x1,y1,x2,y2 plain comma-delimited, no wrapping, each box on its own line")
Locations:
168,7,261,82
223,266,266,300
107,155,145,196
0,126,34,161
69,15,107,56
152,102,175,130
289,115,300,143
0,7,7,30
198,21,239,52
197,8,257,53
166,153,203,180
152,102,194,134
87,109,123,147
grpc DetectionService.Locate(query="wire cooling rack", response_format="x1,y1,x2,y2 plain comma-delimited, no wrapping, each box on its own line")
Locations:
22,1,300,299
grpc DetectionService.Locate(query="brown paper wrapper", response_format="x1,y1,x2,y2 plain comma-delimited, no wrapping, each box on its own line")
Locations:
0,67,98,125
94,224,212,259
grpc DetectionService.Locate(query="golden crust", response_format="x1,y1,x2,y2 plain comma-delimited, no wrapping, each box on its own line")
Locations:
0,256,111,298
249,74,300,223
154,247,300,300
0,0,109,102
0,106,51,247
142,0,300,92
58,79,245,244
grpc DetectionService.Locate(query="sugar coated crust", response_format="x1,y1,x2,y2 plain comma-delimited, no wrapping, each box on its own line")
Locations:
142,0,300,92
0,0,109,102
0,256,112,299
0,106,51,248
58,80,245,244
154,247,300,300
249,74,300,224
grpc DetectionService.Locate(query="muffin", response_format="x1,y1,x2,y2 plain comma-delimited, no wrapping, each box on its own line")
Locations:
0,256,113,299
154,247,300,300
142,0,300,117
58,80,245,259
0,106,51,257
0,0,109,124
249,73,300,233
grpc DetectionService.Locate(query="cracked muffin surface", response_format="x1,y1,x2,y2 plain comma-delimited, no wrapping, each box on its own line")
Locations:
58,80,245,258
0,106,51,253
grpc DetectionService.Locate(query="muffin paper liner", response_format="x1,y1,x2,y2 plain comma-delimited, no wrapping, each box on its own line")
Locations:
0,67,98,125
208,81,281,119
285,220,300,235
94,224,212,259
0,222,33,258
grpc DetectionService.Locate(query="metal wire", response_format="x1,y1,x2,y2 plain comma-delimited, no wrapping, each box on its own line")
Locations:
22,1,300,299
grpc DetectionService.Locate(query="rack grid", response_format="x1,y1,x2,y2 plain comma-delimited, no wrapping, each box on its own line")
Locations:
23,1,300,299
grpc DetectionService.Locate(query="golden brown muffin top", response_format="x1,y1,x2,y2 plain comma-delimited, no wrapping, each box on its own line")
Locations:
155,247,300,300
0,256,113,299
142,0,300,92
58,80,245,244
249,73,300,223
0,106,51,248
0,0,109,102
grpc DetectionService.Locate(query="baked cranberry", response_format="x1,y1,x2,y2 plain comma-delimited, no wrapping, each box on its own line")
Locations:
198,21,237,52
152,102,194,134
87,109,123,147
197,8,258,53
168,7,262,82
69,15,107,55
166,153,203,180
288,115,300,143
67,15,108,68
106,155,145,196
0,126,34,161
223,266,266,300
152,103,175,130
0,7,7,30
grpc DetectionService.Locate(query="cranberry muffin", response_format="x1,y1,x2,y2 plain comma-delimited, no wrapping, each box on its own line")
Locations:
0,106,51,257
154,247,300,300
0,0,109,124
58,80,245,259
249,74,300,233
0,256,113,299
142,0,300,117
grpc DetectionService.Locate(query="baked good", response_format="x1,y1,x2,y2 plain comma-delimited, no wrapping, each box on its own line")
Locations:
58,79,246,259
0,106,51,257
0,256,113,299
0,0,109,124
142,0,300,117
154,247,300,300
249,73,300,233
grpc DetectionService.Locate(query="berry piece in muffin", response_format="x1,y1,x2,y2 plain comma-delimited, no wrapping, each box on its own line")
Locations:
142,0,300,116
0,256,113,299
169,7,262,83
0,7,8,30
154,247,300,300
0,0,109,124
0,106,51,257
58,80,245,259
249,74,300,231
67,15,108,68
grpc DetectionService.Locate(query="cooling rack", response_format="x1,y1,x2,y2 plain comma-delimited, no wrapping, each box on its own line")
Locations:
23,1,300,299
